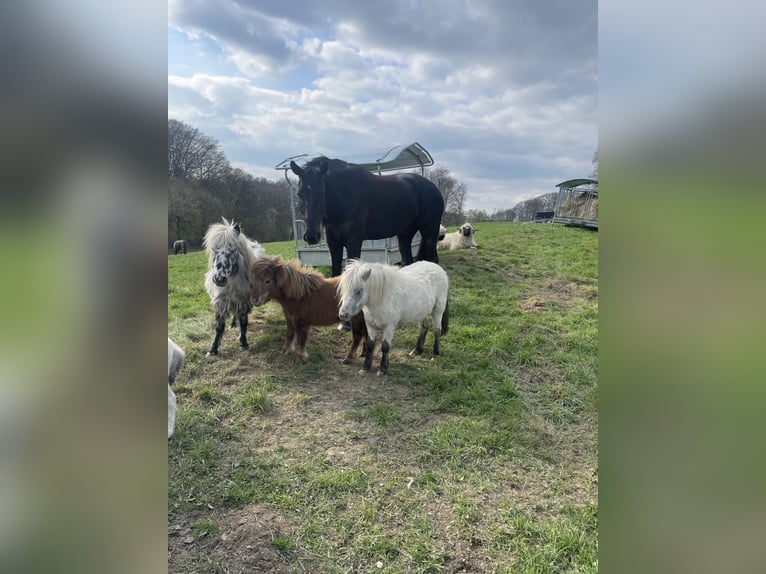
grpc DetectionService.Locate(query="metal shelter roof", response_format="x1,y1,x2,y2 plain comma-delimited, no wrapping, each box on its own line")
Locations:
556,178,598,190
274,142,434,175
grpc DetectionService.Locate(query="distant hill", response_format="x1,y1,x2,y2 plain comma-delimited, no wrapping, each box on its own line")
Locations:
493,192,558,222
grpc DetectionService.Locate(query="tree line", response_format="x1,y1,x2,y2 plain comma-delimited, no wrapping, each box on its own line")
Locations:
168,119,475,249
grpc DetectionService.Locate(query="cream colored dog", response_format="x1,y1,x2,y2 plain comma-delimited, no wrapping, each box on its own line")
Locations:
437,223,478,250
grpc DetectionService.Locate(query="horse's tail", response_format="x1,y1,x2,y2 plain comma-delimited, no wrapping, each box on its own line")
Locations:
441,299,449,336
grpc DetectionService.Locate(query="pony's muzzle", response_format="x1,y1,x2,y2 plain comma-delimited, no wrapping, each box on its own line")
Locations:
213,276,228,287
304,230,321,244
338,309,350,322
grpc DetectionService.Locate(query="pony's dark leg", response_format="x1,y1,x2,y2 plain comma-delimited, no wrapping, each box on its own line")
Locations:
361,337,376,374
207,313,227,355
433,327,442,356
378,340,390,375
410,319,428,356
238,311,249,350
343,314,368,364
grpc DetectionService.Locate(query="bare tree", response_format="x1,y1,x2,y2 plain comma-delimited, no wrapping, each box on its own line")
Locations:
168,119,229,181
424,165,467,222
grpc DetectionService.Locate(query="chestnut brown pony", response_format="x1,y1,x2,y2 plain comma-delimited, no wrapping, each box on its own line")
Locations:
250,256,368,363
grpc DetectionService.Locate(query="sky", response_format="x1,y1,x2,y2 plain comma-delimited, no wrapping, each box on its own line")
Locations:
168,0,598,213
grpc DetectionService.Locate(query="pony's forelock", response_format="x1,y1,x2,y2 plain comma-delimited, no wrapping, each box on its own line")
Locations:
339,260,391,305
203,218,256,268
251,256,325,300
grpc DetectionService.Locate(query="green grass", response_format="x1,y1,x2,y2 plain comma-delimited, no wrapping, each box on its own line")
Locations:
168,222,598,573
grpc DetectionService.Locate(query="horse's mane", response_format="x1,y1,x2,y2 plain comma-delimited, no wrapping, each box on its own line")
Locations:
202,217,256,270
252,256,326,299
304,156,356,172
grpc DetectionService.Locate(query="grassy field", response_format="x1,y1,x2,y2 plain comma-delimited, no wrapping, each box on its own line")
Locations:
168,222,598,573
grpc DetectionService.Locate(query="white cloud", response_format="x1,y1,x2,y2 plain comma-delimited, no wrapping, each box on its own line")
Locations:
168,0,598,212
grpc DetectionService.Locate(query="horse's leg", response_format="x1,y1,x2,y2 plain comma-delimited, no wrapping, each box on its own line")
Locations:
238,311,249,350
378,327,396,375
335,235,362,331
409,319,428,356
397,231,415,265
343,314,368,364
417,235,435,263
360,326,379,374
326,234,345,277
295,321,310,362
378,340,391,375
361,337,376,374
207,312,227,356
282,316,296,354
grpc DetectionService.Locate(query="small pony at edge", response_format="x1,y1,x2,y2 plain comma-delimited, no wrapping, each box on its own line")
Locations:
168,338,185,439
203,217,266,356
338,260,449,376
250,256,368,363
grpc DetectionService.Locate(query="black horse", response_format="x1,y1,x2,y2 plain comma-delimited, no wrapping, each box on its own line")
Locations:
290,157,445,277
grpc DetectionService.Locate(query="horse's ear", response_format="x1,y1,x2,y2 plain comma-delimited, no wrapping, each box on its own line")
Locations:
361,265,372,281
233,222,241,235
319,160,328,176
290,161,303,177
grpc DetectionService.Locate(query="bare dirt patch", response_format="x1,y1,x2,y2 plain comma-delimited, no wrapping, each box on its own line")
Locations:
519,278,597,313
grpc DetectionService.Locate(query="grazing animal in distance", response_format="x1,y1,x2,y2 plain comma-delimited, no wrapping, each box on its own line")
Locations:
250,256,368,363
290,157,445,276
203,217,266,356
168,338,185,439
173,239,187,255
437,222,478,251
338,260,449,375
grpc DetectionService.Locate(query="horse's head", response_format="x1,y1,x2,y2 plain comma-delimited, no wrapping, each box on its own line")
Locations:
211,247,241,287
338,261,371,322
249,257,281,306
290,159,328,245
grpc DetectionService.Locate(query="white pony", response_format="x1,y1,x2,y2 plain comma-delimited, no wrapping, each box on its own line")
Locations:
437,222,478,250
338,260,449,375
203,217,266,355
168,338,186,439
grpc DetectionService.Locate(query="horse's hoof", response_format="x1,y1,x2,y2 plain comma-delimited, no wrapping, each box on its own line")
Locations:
341,358,351,365
206,351,217,357
377,370,386,376
358,369,367,375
